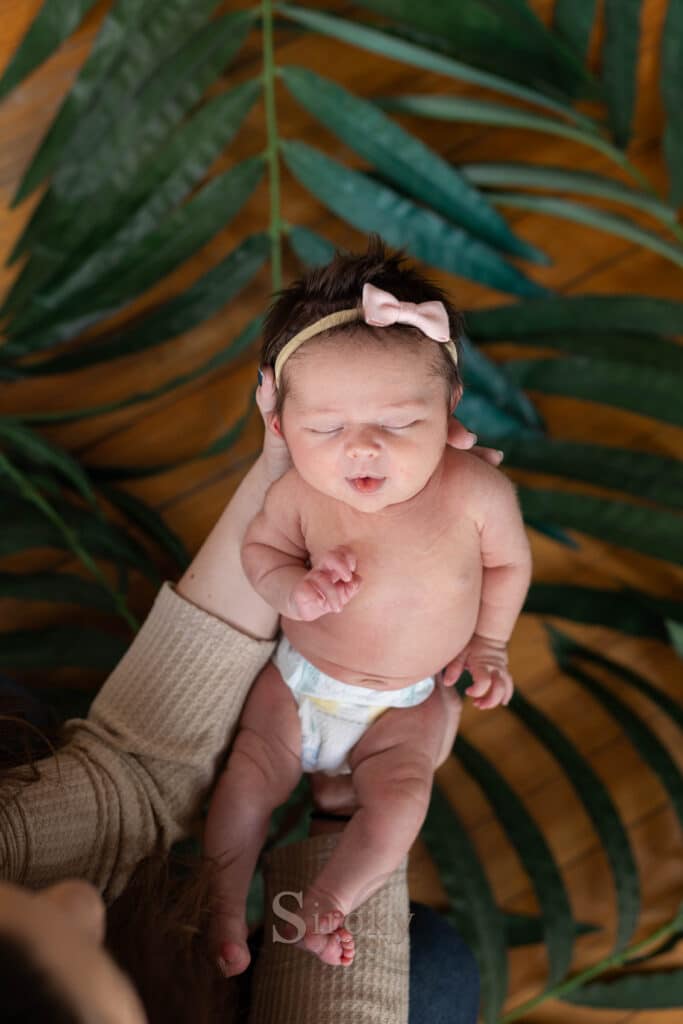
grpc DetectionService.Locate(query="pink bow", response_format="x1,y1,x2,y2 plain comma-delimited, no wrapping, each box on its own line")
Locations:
362,283,450,343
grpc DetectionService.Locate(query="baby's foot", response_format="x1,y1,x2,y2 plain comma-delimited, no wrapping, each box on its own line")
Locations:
298,896,355,966
211,911,251,978
300,914,355,966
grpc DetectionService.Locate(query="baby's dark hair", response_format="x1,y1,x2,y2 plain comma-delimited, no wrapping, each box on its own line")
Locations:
262,235,464,415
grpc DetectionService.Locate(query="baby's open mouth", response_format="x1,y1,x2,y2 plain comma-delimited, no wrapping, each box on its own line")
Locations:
348,476,385,494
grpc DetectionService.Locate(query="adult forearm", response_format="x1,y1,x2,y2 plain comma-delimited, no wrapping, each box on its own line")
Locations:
177,455,280,640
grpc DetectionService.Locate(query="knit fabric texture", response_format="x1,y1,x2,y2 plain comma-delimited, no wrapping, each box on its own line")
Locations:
0,582,410,1021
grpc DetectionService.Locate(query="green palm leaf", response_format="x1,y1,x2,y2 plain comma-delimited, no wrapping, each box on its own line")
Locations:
0,0,101,101
0,571,117,612
509,691,640,952
87,392,254,480
0,490,160,585
21,316,263,428
460,162,677,225
97,484,189,571
4,158,265,355
354,0,596,101
464,296,683,338
421,786,508,1024
455,736,574,984
280,141,547,297
0,626,127,671
488,191,683,269
13,239,268,379
4,14,255,320
504,357,683,427
553,0,598,61
277,3,599,128
525,584,674,642
562,968,683,1008
0,420,100,512
281,65,546,264
378,95,625,168
661,0,683,206
546,628,683,730
500,436,683,508
518,486,683,564
8,0,239,259
286,225,337,268
456,392,540,441
5,79,261,323
462,337,544,430
11,0,189,203
471,330,683,372
560,661,683,831
602,0,643,148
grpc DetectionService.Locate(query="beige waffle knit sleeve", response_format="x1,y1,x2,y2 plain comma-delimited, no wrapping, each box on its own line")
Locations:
0,582,275,902
248,834,410,1024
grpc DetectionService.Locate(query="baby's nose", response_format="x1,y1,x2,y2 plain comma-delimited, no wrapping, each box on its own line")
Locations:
346,429,381,458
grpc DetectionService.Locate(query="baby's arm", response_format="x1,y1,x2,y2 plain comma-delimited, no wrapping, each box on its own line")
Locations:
467,466,532,706
241,470,361,621
476,469,532,643
442,459,532,707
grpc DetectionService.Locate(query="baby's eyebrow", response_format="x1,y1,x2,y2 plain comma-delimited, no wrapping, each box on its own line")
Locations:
304,400,428,415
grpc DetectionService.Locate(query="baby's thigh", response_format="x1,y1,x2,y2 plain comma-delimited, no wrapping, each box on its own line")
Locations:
350,683,453,780
236,660,302,766
347,699,438,811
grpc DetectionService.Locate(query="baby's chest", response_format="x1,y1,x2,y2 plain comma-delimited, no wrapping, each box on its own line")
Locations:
303,502,482,602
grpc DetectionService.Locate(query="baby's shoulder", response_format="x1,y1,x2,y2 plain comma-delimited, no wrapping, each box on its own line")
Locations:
264,466,304,508
442,447,512,519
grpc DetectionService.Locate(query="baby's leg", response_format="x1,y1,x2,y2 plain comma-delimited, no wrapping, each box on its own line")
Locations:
204,662,301,977
298,692,441,962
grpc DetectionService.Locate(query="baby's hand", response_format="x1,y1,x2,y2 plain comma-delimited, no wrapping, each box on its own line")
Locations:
440,635,513,709
288,547,361,621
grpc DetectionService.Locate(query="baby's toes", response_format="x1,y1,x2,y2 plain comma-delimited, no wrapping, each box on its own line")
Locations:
314,927,355,966
338,927,355,966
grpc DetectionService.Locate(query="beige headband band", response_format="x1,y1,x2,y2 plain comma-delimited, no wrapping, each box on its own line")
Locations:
272,284,458,387
273,308,360,387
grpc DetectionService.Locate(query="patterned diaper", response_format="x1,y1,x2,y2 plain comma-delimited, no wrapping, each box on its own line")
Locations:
273,634,435,776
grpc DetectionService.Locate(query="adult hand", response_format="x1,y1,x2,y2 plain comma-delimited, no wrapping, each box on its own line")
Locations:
446,418,504,466
256,365,291,482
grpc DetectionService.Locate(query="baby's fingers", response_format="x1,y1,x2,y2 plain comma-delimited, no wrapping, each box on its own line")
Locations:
472,670,512,710
307,570,344,612
318,546,357,581
465,670,492,700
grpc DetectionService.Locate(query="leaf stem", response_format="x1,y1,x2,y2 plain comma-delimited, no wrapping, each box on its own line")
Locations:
500,911,683,1022
262,0,282,292
0,454,138,632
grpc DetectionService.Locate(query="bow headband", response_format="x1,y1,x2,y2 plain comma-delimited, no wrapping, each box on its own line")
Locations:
273,282,458,387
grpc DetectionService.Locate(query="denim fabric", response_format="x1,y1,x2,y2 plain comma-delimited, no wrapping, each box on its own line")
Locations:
409,902,480,1024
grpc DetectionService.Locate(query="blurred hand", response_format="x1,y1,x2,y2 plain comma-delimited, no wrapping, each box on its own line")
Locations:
446,418,503,466
256,365,291,482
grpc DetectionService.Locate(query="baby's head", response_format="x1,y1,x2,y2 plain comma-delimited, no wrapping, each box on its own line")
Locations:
261,236,464,512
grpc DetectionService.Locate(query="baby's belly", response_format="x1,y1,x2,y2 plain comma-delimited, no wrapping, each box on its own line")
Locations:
282,564,482,690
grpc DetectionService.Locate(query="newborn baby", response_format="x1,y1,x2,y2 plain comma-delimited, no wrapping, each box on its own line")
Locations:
204,241,532,976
